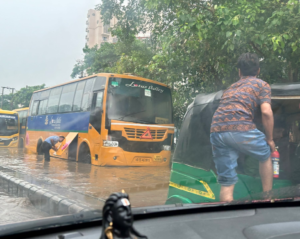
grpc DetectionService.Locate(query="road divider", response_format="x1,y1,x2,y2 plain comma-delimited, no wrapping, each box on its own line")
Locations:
0,171,92,216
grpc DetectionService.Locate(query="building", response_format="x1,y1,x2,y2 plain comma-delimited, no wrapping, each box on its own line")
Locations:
85,9,118,48
86,9,151,48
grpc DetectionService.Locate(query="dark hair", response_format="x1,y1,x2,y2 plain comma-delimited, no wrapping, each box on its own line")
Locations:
237,53,260,76
59,136,65,139
101,192,147,239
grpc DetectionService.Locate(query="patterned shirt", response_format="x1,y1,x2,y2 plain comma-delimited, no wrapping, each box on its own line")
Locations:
211,77,271,133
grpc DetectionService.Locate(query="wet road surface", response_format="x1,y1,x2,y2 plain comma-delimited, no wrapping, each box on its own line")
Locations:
0,148,171,209
0,191,47,225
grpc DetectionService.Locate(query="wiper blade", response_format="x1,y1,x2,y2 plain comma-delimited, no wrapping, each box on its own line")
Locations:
0,209,102,237
131,119,157,124
117,110,146,121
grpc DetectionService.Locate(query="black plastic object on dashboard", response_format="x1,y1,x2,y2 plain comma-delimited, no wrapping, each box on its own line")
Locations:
100,191,148,239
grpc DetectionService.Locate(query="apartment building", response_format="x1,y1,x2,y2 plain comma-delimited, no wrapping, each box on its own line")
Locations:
85,9,118,48
86,9,151,48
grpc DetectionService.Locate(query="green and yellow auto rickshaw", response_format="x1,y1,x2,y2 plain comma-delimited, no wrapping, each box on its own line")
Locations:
167,83,300,204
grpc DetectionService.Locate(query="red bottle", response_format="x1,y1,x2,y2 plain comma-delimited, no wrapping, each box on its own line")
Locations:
271,147,280,178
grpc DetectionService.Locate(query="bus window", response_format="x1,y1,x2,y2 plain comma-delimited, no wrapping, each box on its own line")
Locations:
40,89,50,99
38,99,48,115
58,83,77,113
0,114,18,136
47,87,62,114
91,90,104,133
95,91,104,108
107,78,172,124
72,80,86,111
31,101,39,116
93,76,107,91
29,92,40,116
81,78,95,111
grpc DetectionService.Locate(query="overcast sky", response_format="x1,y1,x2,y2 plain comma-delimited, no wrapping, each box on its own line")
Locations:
0,0,101,93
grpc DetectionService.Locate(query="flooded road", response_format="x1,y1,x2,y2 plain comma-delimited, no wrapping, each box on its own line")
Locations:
0,192,47,225
0,148,170,209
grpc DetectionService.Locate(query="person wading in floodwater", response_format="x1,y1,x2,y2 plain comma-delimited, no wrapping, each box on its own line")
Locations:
42,135,65,161
210,53,275,202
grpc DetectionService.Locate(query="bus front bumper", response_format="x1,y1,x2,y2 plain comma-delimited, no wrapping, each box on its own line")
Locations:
0,137,18,147
95,146,171,166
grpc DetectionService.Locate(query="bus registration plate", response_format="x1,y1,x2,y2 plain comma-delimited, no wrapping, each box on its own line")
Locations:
103,141,119,147
134,157,150,163
153,155,163,162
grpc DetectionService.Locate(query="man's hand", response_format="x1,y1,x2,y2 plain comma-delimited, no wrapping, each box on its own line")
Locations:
267,139,275,153
52,146,57,151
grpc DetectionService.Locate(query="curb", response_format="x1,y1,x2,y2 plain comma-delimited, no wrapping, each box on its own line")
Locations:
0,171,92,216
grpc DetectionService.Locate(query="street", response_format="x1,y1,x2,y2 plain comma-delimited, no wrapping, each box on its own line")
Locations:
0,148,170,210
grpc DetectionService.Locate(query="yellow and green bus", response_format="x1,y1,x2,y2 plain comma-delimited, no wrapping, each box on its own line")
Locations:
13,107,29,148
0,109,19,147
26,73,174,166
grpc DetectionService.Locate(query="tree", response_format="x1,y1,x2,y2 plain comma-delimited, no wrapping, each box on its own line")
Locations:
71,43,120,79
76,0,300,127
1,84,45,110
97,0,300,126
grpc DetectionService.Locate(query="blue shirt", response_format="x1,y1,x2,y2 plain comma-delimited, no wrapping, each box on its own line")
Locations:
45,136,60,145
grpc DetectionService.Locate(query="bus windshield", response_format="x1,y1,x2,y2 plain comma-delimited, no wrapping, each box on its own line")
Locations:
0,114,18,136
107,78,172,124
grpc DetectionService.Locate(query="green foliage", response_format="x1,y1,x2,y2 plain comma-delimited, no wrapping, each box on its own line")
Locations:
71,44,120,78
1,84,45,110
73,0,300,127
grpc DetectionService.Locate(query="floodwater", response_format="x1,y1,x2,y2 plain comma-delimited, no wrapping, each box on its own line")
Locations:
0,148,171,209
0,191,47,225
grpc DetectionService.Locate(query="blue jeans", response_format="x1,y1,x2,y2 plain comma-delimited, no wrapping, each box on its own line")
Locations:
210,129,271,186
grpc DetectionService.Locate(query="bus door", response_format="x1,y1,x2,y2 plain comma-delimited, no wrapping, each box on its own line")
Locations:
20,112,27,136
90,91,104,133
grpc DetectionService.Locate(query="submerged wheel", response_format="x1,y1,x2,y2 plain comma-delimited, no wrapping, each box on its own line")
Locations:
79,143,91,164
18,138,24,148
37,139,43,155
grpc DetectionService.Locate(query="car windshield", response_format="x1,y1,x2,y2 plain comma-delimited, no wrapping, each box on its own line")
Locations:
0,0,300,236
0,114,18,136
107,78,172,124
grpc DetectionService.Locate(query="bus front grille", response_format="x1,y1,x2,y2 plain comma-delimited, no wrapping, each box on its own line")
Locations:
110,131,172,153
124,128,166,140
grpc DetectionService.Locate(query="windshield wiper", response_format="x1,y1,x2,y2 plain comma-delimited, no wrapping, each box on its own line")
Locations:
117,110,146,121
131,119,157,124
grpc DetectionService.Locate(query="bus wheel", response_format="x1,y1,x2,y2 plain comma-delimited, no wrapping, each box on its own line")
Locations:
79,143,91,164
18,138,24,148
37,139,43,155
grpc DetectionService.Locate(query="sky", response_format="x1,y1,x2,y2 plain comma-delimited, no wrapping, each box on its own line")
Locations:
0,0,101,93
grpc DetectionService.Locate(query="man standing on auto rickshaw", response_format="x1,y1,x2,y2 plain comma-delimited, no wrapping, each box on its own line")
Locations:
210,53,275,202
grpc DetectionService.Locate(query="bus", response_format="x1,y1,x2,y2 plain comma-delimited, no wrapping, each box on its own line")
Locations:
13,107,29,148
0,109,19,147
26,73,174,166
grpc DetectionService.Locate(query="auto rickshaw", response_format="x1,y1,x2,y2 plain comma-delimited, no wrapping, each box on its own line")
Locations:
166,83,300,204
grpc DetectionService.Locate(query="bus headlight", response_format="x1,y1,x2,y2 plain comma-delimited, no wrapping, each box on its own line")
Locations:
162,145,171,151
103,141,119,147
12,137,18,141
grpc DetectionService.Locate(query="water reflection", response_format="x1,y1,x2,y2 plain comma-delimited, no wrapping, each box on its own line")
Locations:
0,148,170,208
